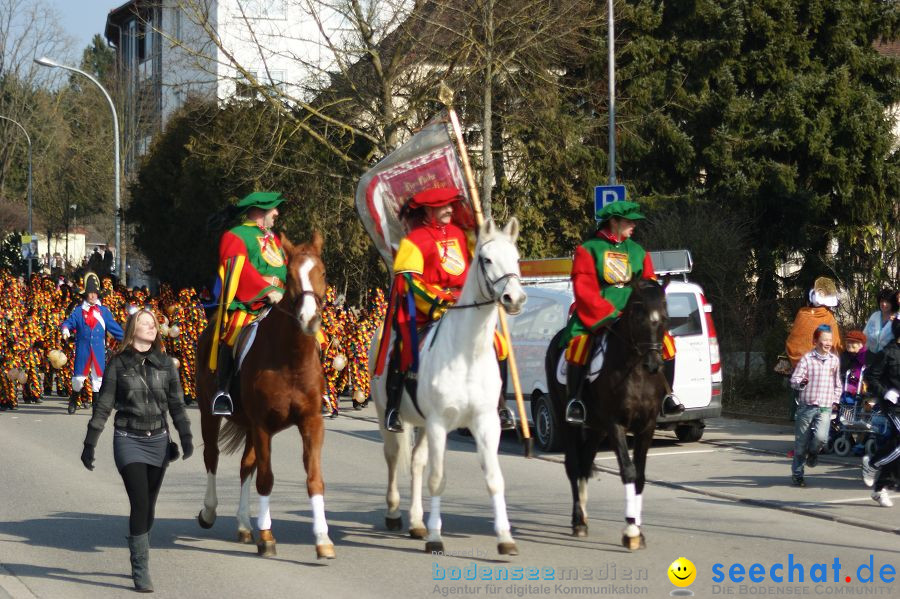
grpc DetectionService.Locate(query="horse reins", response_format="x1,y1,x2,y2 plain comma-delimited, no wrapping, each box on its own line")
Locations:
445,241,521,311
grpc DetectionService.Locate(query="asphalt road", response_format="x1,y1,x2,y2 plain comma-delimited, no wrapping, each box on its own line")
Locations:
1,396,898,598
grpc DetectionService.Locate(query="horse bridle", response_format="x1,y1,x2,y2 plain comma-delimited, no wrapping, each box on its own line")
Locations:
272,257,324,327
447,240,521,311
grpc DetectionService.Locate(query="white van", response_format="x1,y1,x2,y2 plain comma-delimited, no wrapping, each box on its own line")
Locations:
507,250,723,451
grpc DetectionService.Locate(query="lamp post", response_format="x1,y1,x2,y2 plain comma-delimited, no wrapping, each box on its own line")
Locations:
607,0,616,185
0,115,33,277
35,56,124,285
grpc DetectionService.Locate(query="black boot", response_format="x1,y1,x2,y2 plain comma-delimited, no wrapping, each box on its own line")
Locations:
661,394,684,416
67,393,78,415
383,367,405,433
127,533,154,593
497,359,515,431
564,361,588,425
211,345,234,416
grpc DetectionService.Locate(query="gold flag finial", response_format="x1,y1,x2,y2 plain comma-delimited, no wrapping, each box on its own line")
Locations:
438,82,454,107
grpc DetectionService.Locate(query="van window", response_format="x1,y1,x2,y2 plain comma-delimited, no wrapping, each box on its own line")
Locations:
666,292,703,337
510,296,568,341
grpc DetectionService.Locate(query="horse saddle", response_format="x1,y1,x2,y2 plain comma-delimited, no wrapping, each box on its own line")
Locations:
233,306,272,372
555,332,608,385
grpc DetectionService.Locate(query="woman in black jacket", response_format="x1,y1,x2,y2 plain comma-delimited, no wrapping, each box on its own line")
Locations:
80,308,193,592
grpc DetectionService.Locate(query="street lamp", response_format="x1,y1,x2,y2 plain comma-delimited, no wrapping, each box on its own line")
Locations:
35,55,124,285
0,115,33,277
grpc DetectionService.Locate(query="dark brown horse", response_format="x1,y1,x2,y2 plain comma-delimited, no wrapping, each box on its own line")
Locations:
545,278,668,550
194,232,335,559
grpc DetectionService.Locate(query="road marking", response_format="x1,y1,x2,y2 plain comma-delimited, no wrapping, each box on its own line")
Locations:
593,447,732,461
821,494,892,504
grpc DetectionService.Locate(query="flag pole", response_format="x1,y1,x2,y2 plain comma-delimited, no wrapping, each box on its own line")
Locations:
439,82,533,458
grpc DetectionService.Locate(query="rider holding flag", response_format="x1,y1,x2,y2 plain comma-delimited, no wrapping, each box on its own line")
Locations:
374,186,515,432
559,201,680,425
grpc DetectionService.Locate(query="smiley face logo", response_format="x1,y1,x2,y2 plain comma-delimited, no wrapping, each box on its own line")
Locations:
668,557,696,587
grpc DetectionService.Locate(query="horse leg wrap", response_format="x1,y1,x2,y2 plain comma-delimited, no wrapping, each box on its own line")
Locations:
635,493,643,527
310,494,328,536
491,493,510,533
257,495,272,531
625,483,638,522
427,496,442,535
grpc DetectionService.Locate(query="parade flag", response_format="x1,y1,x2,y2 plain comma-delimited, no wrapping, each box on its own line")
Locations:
355,114,474,271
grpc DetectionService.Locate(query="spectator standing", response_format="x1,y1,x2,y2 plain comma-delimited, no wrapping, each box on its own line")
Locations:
789,324,842,487
863,289,898,357
102,245,113,278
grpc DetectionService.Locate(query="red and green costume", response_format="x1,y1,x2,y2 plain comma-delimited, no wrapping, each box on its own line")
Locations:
208,221,287,370
560,229,667,365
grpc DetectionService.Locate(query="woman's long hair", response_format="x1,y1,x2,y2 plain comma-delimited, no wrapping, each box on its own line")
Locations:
114,308,165,356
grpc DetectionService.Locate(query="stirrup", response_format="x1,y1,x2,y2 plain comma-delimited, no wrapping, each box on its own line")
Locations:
565,399,586,425
662,394,684,416
212,392,233,416
384,408,403,433
498,407,516,431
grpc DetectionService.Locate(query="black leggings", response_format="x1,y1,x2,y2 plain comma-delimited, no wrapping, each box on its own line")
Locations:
120,462,167,536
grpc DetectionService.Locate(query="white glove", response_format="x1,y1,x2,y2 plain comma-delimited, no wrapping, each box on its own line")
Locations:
267,290,284,305
885,389,899,404
61,329,70,340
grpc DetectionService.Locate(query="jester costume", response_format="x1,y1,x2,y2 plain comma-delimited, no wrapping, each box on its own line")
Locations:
560,201,677,424
209,191,287,415
60,272,125,414
374,186,513,432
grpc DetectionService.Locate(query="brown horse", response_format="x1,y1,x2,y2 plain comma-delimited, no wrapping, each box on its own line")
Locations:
194,232,335,559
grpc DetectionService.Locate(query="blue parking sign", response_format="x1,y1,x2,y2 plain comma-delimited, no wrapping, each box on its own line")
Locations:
594,185,626,220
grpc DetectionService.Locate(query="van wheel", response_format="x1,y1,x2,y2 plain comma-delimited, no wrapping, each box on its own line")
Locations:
532,393,562,452
674,422,704,443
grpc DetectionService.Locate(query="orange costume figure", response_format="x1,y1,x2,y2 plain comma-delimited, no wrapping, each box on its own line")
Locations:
375,187,512,432
785,278,843,368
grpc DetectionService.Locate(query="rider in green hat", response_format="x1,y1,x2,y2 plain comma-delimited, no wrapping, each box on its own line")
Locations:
208,191,288,416
559,200,677,425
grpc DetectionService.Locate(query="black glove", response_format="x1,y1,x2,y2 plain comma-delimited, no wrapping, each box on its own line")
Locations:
181,436,193,460
80,443,95,471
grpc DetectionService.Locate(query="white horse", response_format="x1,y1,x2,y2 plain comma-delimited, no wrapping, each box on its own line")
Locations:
370,217,527,555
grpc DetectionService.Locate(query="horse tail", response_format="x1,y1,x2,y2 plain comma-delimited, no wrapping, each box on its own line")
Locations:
220,418,249,455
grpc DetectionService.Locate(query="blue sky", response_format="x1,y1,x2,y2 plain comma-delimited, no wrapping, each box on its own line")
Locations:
45,0,116,51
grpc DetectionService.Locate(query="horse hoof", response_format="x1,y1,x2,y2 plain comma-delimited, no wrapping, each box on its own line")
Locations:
572,525,588,538
257,540,277,557
197,510,215,529
237,530,254,544
622,534,643,551
498,542,518,556
257,530,276,557
409,527,427,539
316,543,336,559
425,541,444,554
385,516,403,531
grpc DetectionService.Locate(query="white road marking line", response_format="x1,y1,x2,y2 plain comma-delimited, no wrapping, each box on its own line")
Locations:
822,494,892,504
594,447,733,461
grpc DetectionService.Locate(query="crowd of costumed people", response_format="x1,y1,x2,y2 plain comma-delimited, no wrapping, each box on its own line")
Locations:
0,268,387,415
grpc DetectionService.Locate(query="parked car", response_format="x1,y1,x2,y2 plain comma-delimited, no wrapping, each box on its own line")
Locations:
507,251,722,451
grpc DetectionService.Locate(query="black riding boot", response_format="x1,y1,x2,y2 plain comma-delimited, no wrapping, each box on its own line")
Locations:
497,359,515,431
211,345,234,416
127,533,153,592
384,367,405,433
564,361,588,425
660,359,684,416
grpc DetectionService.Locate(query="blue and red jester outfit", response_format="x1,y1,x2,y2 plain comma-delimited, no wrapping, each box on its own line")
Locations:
60,272,124,414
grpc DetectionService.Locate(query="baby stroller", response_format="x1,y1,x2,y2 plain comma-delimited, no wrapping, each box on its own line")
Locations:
827,367,882,457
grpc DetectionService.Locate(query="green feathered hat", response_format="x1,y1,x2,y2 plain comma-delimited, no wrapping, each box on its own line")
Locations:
595,200,646,222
